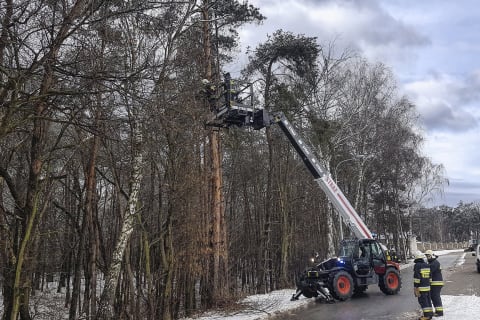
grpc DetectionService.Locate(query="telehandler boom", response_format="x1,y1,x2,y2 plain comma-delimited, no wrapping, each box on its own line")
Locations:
204,74,401,301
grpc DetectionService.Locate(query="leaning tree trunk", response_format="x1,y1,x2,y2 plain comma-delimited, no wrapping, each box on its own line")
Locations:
96,116,143,320
10,97,50,320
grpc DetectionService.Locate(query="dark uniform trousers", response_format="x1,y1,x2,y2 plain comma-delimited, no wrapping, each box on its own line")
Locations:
414,261,434,318
418,291,433,318
430,285,443,315
429,258,444,316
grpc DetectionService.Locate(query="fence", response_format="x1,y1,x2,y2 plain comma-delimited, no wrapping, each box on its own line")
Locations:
416,241,468,252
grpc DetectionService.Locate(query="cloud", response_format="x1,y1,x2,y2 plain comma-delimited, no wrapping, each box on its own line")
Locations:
436,179,480,206
245,0,430,65
404,73,480,132
419,101,477,132
240,0,480,207
423,129,480,202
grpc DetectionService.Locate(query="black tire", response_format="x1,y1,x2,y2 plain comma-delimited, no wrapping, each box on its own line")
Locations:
302,290,316,298
329,270,354,301
379,268,401,295
353,285,368,295
297,280,317,298
476,264,480,273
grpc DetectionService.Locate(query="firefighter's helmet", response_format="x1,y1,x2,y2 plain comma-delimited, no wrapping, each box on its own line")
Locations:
425,249,434,256
414,252,425,261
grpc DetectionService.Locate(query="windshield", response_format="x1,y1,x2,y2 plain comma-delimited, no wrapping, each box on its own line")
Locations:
338,241,357,257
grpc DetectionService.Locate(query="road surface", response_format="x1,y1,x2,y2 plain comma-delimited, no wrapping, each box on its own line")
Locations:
273,251,475,320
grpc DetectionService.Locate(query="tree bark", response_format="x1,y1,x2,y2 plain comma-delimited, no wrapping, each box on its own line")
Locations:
96,116,143,320
83,111,101,318
202,0,228,304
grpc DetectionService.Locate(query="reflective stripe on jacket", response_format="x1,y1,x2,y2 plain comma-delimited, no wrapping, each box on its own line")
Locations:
414,261,431,291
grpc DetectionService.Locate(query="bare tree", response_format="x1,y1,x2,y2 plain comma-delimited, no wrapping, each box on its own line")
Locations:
244,30,321,289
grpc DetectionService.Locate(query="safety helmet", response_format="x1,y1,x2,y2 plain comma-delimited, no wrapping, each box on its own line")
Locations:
425,249,435,260
414,252,425,260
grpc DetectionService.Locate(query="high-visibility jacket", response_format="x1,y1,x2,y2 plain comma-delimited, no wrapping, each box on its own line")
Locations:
429,258,444,287
414,260,431,292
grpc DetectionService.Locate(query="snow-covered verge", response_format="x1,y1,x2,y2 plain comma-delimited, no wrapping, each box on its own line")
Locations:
181,289,313,320
0,286,69,320
181,249,479,320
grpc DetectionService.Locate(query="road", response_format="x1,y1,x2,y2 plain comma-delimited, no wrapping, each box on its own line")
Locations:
442,250,480,296
273,252,474,320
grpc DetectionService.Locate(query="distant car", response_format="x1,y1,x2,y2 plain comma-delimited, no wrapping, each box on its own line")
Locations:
465,242,478,252
472,244,480,273
467,239,479,252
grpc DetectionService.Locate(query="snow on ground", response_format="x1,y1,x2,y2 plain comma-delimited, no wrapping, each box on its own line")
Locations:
181,289,313,320
182,249,480,320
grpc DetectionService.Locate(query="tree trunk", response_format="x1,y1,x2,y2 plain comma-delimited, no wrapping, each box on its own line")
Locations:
263,127,274,293
69,205,86,320
0,202,16,320
209,131,228,299
142,232,155,320
279,185,293,287
160,220,175,320
96,116,143,320
326,202,336,257
202,0,228,304
260,60,276,293
11,98,50,320
83,112,101,318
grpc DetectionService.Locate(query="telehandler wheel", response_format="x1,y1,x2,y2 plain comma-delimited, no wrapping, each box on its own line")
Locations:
329,270,354,301
379,268,401,295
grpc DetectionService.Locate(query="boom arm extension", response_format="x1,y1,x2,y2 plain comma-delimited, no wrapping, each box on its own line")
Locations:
204,74,372,239
270,112,372,239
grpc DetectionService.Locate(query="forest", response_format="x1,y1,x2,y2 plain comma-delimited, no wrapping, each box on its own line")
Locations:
1,1,479,320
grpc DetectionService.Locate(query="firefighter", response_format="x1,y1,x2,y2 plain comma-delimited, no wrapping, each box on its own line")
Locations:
389,247,400,263
414,252,433,320
425,250,444,317
200,79,218,111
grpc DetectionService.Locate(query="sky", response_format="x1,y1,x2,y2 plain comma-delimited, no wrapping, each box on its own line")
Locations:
232,0,480,207
181,250,478,320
